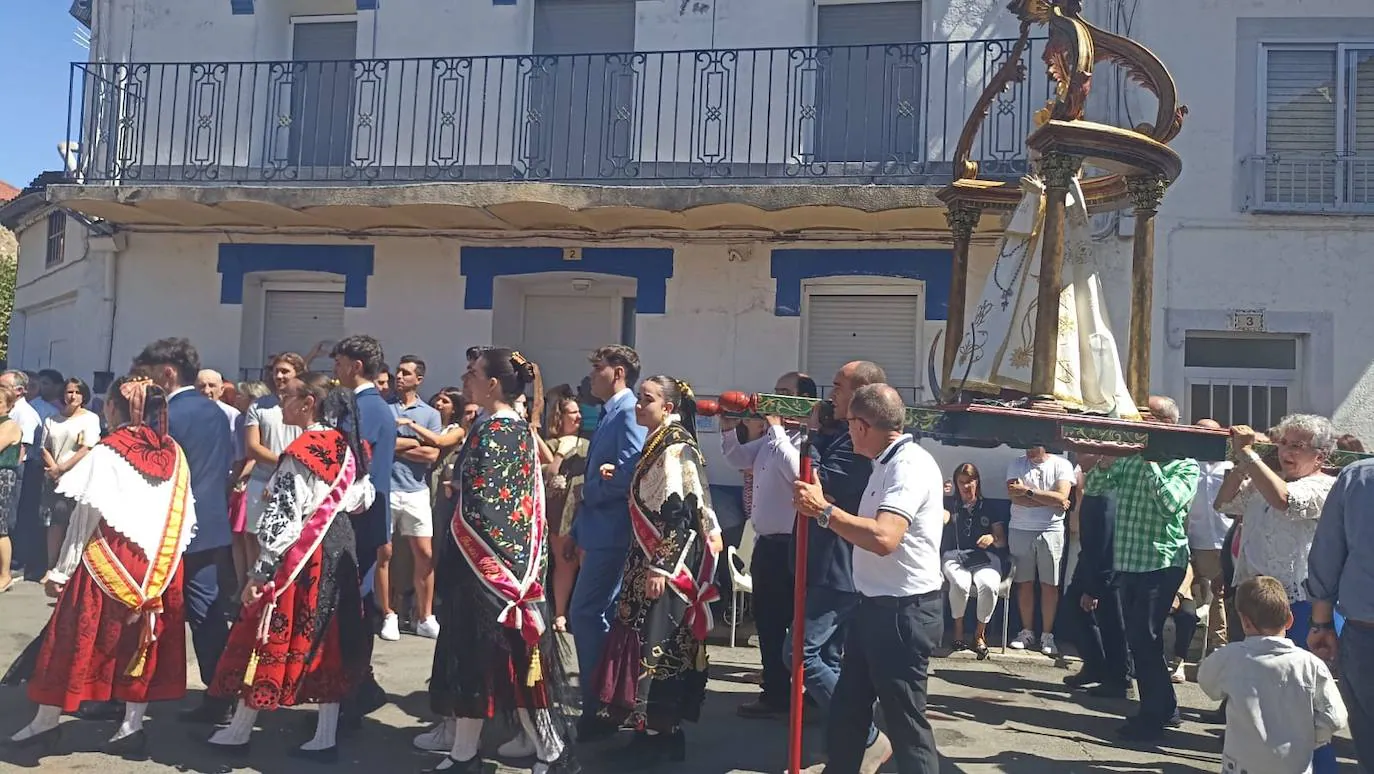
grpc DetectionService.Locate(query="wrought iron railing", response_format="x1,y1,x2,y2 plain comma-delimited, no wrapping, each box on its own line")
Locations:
1245,154,1374,214
67,39,1049,186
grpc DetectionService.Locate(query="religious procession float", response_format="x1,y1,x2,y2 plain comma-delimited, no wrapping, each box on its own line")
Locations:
701,0,1373,470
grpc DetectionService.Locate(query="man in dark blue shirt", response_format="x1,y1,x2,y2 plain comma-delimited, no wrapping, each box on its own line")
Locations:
785,361,885,758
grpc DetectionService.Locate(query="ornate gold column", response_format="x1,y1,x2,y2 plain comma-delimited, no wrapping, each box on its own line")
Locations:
1125,176,1168,405
942,203,981,399
1030,152,1082,397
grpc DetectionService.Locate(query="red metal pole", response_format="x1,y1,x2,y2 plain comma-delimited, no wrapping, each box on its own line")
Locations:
788,434,812,774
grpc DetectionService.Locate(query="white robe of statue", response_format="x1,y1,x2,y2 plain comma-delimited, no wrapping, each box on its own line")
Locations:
955,175,1139,419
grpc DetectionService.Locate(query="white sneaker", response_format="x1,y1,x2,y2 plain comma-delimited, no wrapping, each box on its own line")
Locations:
415,616,441,639
497,731,536,758
1009,629,1036,650
1040,633,1058,656
413,720,455,752
379,612,401,642
1170,658,1186,684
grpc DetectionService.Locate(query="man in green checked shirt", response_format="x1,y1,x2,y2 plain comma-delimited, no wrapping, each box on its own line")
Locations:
1081,396,1200,743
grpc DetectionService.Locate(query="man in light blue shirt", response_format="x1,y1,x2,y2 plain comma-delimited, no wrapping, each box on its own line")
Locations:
569,344,646,739
380,355,442,641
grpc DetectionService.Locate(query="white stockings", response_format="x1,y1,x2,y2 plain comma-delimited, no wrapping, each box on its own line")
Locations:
207,700,258,747
302,703,340,751
110,702,148,742
434,718,484,770
10,705,60,742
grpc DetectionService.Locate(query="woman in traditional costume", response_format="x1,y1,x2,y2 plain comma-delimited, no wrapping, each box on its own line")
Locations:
592,375,722,766
5,376,195,759
205,374,374,761
427,347,575,774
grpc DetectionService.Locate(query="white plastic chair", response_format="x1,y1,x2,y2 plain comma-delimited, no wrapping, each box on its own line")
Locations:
999,559,1017,654
727,521,758,648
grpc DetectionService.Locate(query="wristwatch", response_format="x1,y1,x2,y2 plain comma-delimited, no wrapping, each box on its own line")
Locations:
818,504,835,530
1309,619,1336,632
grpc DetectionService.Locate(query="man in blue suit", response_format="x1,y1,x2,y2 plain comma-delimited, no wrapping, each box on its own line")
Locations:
569,344,646,738
331,334,396,725
132,338,236,724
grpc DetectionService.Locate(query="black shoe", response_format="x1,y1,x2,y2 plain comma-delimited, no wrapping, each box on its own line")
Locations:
1116,720,1166,742
102,729,149,760
179,699,233,725
949,640,970,652
202,733,252,757
538,750,583,774
1063,671,1101,688
611,732,668,769
576,715,617,743
1,724,62,753
74,700,125,721
736,698,788,719
424,754,484,773
1086,682,1133,699
666,728,686,763
290,745,340,764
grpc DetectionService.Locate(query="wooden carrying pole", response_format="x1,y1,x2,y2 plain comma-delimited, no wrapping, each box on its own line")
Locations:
787,435,813,774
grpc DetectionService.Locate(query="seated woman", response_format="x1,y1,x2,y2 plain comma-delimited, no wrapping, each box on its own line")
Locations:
592,376,722,766
206,374,375,761
941,462,1008,660
7,377,195,759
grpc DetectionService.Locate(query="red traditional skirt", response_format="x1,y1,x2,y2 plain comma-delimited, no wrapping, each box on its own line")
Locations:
27,524,187,712
209,539,358,709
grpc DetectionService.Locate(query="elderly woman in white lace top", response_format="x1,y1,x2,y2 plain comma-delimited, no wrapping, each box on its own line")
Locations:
1214,414,1342,646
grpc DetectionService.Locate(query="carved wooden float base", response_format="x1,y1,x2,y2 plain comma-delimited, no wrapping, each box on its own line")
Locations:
698,392,1373,468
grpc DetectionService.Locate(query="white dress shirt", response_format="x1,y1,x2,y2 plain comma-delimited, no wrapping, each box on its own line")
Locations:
1199,635,1347,774
1187,460,1234,550
721,424,802,536
9,397,41,448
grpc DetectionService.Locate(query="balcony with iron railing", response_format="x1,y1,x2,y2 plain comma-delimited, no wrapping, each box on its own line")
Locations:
1245,153,1374,214
67,38,1051,188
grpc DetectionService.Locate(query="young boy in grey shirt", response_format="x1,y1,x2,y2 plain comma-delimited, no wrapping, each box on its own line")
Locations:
1199,576,1346,774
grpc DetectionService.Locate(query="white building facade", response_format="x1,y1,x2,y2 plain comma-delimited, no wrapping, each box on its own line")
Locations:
5,0,1373,481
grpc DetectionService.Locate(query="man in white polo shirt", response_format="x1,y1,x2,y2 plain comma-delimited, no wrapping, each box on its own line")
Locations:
793,383,945,774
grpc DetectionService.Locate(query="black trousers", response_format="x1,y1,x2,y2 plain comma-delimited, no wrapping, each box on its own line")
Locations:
751,536,794,706
1119,566,1185,726
1064,578,1131,686
828,592,942,774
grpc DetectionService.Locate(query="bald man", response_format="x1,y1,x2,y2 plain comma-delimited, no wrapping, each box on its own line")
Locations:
197,369,244,476
1187,418,1234,652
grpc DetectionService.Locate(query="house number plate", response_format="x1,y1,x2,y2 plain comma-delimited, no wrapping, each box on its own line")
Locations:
1229,309,1266,332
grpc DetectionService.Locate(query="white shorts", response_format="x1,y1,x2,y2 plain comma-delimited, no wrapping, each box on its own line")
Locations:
244,477,270,534
389,489,434,538
1008,527,1066,585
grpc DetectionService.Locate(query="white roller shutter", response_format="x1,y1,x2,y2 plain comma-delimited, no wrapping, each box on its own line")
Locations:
804,294,922,395
263,290,345,371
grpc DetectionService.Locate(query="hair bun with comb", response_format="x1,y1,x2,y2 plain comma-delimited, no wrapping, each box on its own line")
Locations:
509,351,538,382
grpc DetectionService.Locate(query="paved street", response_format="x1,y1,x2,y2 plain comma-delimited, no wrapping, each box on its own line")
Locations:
0,581,1359,773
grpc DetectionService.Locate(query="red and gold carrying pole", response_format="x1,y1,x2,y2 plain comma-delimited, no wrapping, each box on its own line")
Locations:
699,391,812,773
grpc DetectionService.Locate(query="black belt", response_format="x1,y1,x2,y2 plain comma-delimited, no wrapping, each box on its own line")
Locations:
862,589,941,608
